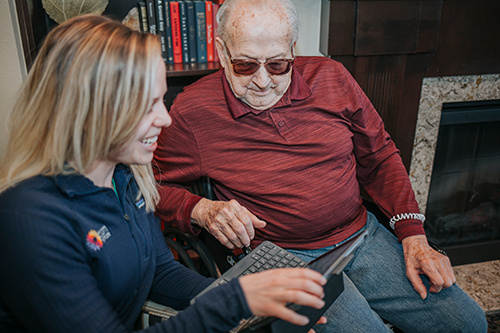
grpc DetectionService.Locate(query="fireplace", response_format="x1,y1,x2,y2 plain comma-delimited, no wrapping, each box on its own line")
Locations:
424,100,500,264
409,74,500,265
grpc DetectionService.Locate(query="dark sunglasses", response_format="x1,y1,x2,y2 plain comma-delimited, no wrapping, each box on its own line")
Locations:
225,43,294,76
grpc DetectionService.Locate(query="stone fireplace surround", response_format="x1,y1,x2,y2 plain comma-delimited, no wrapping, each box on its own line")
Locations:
409,75,500,314
409,74,500,214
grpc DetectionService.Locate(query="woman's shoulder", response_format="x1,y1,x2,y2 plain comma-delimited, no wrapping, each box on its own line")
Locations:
0,175,70,241
0,175,58,210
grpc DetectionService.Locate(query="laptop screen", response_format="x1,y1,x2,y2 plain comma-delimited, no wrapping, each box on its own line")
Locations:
307,230,368,278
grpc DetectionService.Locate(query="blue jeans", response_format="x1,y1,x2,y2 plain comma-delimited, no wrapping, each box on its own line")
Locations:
286,212,487,332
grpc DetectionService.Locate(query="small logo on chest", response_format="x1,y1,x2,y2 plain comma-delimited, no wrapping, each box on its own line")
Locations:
86,225,111,251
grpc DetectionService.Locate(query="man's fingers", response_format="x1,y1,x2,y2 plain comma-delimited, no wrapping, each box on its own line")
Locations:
407,269,427,299
211,228,237,249
427,258,454,293
226,217,252,248
228,201,260,247
420,252,455,294
193,198,265,248
247,207,267,229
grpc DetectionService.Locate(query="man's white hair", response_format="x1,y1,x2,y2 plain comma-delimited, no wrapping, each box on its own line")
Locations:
216,0,300,46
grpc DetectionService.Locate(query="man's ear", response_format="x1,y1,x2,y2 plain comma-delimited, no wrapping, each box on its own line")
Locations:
215,37,227,69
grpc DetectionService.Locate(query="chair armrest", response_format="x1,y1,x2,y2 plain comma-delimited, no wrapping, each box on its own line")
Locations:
139,299,179,328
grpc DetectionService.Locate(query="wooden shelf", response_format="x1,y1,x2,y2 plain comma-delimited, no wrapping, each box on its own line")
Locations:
166,62,222,77
15,0,223,79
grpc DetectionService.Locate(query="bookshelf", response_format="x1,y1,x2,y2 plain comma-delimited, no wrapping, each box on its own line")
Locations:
166,62,221,77
15,0,221,75
14,0,223,106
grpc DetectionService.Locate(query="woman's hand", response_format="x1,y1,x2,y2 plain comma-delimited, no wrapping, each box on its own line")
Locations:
239,268,327,327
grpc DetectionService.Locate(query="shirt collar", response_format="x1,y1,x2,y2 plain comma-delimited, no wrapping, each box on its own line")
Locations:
53,164,132,198
223,61,312,119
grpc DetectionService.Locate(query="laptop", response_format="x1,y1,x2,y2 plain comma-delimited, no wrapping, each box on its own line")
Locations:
192,230,369,333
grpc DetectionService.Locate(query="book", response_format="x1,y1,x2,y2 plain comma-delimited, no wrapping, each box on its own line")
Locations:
194,1,207,63
156,0,167,63
137,1,149,33
185,1,197,63
145,0,157,35
205,1,214,62
169,1,183,64
212,2,219,62
178,1,190,63
163,0,174,64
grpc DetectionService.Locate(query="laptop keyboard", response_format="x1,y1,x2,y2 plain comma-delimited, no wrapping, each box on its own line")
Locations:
229,242,308,332
243,242,308,274
208,241,308,290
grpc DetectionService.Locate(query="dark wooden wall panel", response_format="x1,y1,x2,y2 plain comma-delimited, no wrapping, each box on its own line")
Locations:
355,1,421,55
324,0,499,170
416,1,443,53
425,0,500,77
352,56,407,134
326,0,356,56
324,0,443,169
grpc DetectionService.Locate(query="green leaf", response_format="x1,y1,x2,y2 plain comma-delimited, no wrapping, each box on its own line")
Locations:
41,0,109,24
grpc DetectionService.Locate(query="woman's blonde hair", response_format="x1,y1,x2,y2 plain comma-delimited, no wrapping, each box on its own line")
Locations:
0,14,162,211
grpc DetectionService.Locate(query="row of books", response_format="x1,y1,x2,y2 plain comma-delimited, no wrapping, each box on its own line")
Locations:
138,1,225,64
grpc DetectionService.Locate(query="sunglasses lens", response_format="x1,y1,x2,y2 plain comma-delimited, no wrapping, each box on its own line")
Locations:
266,60,292,75
233,60,260,75
232,59,293,76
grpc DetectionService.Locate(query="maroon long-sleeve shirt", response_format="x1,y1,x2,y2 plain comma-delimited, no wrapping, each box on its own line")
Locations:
154,56,424,249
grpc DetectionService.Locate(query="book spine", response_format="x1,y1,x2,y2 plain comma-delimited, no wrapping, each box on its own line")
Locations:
194,1,207,63
145,0,157,35
137,1,149,33
156,0,168,63
169,2,183,64
178,1,190,63
163,1,174,64
205,1,214,62
212,2,219,62
185,1,197,63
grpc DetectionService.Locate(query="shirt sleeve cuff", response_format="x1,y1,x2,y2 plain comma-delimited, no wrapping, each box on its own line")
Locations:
394,219,426,242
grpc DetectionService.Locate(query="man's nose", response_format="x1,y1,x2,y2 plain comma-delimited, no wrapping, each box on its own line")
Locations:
251,65,272,88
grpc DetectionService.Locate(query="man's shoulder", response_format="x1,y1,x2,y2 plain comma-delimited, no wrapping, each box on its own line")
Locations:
171,70,225,114
293,56,352,90
294,56,349,82
178,70,223,97
294,56,343,70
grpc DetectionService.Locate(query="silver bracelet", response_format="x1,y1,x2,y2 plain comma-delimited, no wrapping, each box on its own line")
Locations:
389,213,426,229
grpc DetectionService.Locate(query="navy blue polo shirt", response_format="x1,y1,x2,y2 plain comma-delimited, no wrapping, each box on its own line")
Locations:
0,164,251,332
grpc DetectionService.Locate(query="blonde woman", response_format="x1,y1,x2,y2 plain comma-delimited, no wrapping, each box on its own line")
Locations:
0,15,327,332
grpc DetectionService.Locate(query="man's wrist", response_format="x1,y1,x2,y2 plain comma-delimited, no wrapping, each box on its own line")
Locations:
191,197,210,228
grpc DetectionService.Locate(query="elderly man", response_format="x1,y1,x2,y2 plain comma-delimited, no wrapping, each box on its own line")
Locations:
154,0,487,331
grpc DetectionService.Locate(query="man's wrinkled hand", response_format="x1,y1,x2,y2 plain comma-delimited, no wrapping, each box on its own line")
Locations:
191,198,266,248
402,234,456,299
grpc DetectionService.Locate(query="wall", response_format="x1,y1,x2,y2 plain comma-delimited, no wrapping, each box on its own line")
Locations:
290,0,322,56
0,0,26,159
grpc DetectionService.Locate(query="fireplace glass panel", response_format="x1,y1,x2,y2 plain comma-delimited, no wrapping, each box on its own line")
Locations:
424,100,500,253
